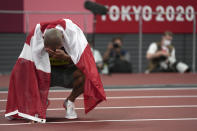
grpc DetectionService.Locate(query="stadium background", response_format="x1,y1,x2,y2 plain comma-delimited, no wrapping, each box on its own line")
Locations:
0,0,196,73
1,0,197,130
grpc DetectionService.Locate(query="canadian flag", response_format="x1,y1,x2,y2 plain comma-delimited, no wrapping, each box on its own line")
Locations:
5,19,106,123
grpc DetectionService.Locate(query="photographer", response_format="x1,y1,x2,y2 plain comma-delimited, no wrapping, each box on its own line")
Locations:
146,31,190,73
103,37,131,73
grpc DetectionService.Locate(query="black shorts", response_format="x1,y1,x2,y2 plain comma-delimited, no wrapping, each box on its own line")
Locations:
50,65,77,88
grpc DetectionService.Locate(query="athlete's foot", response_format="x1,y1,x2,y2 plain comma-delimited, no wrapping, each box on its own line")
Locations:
63,99,78,119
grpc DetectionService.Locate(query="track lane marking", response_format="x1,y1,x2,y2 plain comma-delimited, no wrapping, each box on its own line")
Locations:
1,95,197,102
1,87,197,94
1,117,197,126
1,105,197,113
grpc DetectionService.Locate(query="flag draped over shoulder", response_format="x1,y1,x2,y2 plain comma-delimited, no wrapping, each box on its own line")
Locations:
5,19,106,123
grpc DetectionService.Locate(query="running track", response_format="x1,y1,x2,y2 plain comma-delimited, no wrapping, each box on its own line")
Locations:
0,87,197,131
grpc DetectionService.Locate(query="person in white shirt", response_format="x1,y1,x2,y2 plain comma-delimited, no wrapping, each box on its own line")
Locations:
146,31,190,73
89,41,103,72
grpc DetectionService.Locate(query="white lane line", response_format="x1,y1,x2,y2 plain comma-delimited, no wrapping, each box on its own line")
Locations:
47,105,197,111
1,117,197,126
36,105,197,110
48,95,197,100
104,87,197,91
1,95,197,102
1,87,197,93
49,87,197,92
1,105,197,113
0,91,8,93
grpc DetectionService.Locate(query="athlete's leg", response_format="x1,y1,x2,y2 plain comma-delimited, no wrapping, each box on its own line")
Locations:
67,69,85,102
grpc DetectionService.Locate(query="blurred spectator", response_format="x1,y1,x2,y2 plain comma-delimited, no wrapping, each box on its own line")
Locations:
103,37,132,73
146,31,190,73
89,40,103,73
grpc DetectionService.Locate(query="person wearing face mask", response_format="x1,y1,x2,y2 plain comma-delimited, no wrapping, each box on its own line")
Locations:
145,31,190,73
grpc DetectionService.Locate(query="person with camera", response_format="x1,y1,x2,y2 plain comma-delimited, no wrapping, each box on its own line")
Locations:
146,31,190,73
103,37,131,73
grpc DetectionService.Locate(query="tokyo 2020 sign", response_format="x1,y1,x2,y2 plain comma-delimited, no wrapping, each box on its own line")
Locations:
95,0,197,33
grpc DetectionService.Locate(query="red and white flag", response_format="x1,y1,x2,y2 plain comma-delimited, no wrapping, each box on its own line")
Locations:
5,19,106,123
